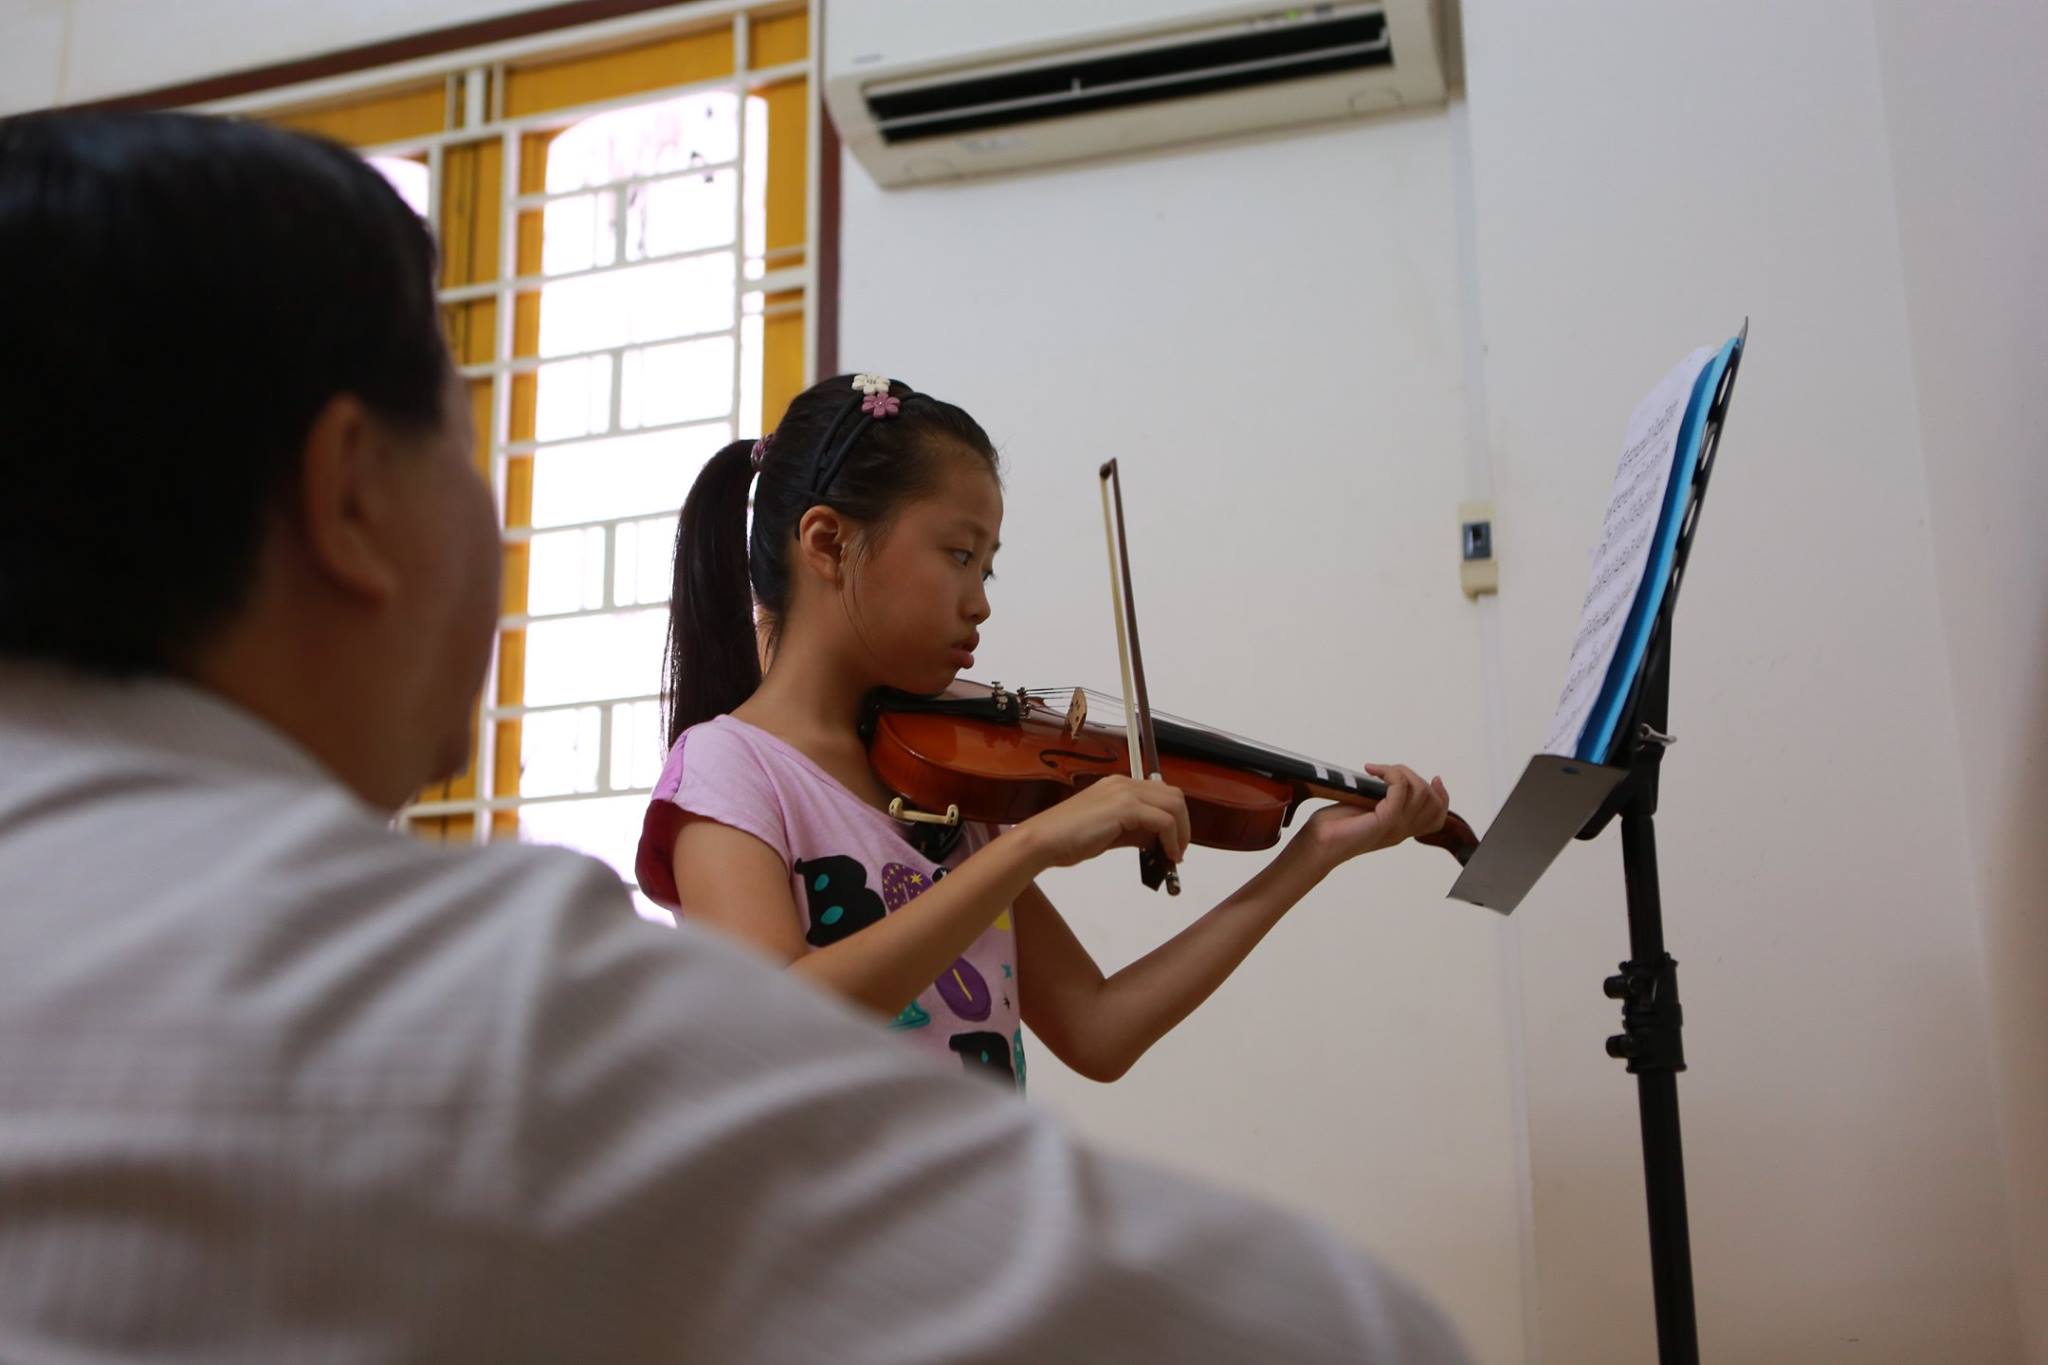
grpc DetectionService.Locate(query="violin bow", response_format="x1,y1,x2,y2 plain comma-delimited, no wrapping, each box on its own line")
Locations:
1098,459,1180,896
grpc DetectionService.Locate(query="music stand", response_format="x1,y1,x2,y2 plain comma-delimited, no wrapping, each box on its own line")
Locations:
1450,323,1749,1365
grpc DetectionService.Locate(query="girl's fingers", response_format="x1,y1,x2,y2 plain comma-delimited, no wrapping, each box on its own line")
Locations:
1401,768,1441,835
1376,769,1411,826
1129,777,1192,857
1368,762,1418,803
1155,796,1189,862
1089,778,1187,861
1124,803,1184,861
1365,763,1452,840
1162,806,1189,863
1159,782,1193,854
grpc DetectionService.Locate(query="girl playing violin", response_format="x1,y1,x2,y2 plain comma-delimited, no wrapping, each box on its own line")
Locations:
635,373,1450,1088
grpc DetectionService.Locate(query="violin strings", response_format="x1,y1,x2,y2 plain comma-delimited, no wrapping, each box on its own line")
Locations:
1020,687,1374,788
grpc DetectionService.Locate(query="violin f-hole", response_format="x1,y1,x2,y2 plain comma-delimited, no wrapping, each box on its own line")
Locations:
1036,746,1119,774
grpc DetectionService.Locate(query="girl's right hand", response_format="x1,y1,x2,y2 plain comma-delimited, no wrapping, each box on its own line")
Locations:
1016,775,1192,871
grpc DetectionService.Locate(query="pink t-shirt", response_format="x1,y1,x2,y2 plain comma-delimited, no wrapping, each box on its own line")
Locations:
636,715,1024,1090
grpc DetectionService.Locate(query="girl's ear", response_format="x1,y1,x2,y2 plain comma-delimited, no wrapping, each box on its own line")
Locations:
794,505,849,585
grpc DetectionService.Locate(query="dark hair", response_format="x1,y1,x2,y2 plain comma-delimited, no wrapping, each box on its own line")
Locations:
662,376,999,746
0,110,449,674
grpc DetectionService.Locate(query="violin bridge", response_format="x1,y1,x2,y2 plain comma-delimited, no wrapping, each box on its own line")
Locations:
1062,687,1087,741
886,797,962,829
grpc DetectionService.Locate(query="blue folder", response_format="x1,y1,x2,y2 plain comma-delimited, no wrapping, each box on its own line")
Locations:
1575,334,1743,764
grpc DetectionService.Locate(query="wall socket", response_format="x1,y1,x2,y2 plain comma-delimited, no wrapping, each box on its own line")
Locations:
1460,500,1498,599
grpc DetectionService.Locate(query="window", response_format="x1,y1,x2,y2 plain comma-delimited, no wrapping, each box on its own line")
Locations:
237,4,816,919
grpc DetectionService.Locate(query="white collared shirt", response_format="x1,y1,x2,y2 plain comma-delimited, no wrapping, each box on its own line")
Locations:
0,665,1469,1364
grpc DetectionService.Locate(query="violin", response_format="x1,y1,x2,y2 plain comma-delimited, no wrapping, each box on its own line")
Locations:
859,460,1480,891
863,681,1481,870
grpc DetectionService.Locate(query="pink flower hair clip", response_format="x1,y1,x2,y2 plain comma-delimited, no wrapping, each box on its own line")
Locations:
750,431,774,469
852,372,900,419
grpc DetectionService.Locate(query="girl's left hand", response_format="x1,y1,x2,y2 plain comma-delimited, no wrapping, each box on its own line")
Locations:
1293,763,1449,873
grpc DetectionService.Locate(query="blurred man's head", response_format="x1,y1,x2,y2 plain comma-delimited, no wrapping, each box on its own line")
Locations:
0,111,499,806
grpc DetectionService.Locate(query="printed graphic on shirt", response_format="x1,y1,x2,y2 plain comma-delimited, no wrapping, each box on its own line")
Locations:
795,855,886,947
949,1030,1015,1084
878,860,995,1022
1013,1027,1028,1093
653,718,1026,1088
935,957,993,1021
879,861,933,911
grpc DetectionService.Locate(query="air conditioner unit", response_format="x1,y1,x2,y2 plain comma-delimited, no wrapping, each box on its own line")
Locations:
823,0,1450,187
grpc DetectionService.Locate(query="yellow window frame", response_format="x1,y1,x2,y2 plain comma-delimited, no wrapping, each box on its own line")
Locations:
245,4,816,859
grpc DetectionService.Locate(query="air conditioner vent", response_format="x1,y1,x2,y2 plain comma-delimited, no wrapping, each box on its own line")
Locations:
866,11,1392,145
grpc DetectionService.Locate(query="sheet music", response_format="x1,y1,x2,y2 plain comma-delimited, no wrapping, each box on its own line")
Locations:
1543,347,1716,758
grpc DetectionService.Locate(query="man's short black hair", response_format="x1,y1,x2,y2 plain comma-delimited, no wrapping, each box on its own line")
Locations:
0,110,449,674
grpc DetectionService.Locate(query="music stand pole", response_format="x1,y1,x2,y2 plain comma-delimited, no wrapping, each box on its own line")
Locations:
1590,622,1698,1364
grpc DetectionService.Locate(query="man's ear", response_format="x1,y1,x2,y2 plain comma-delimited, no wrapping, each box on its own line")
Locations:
795,505,850,586
298,394,403,603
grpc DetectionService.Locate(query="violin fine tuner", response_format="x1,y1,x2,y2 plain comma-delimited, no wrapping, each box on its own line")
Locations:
886,797,962,829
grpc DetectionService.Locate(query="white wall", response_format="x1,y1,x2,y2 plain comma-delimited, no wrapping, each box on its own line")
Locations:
0,1,66,111
846,0,2038,1361
0,0,562,113
841,112,1530,1365
1869,3,2048,1357
1459,1,2024,1360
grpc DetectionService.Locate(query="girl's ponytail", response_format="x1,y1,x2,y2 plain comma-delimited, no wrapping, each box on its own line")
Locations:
662,438,759,747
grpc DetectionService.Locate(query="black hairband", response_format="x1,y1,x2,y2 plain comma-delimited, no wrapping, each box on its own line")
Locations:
810,373,909,497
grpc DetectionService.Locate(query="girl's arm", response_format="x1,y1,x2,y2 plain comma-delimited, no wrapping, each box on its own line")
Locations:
670,774,1192,1019
1020,764,1448,1082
